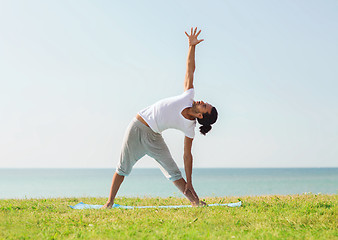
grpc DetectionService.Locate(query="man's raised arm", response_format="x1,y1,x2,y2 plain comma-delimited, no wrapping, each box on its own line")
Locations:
184,27,204,91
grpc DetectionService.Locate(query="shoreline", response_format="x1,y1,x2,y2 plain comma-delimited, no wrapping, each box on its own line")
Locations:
0,192,337,201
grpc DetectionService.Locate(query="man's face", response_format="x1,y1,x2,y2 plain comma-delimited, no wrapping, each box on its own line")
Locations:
192,100,213,115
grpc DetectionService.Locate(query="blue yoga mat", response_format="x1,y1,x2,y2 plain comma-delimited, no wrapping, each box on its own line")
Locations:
69,201,242,209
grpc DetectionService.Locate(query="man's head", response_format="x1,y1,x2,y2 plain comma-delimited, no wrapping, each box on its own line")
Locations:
192,101,218,135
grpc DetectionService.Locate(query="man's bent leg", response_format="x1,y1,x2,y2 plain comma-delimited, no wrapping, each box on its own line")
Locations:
101,172,124,209
173,178,205,206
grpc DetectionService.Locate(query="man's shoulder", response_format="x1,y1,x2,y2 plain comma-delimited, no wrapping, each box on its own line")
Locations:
183,88,195,97
184,87,194,93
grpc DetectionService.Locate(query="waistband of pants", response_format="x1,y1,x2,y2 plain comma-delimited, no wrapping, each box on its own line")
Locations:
132,118,161,135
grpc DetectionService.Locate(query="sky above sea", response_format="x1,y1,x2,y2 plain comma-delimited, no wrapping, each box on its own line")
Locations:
0,0,337,168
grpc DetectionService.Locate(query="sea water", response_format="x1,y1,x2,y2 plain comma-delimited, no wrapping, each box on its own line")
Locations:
0,168,337,199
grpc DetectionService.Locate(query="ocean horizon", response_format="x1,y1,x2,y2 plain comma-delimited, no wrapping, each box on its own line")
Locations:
0,168,337,199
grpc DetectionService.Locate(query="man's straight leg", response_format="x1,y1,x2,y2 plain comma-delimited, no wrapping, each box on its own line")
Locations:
101,172,124,208
102,119,146,209
144,131,204,206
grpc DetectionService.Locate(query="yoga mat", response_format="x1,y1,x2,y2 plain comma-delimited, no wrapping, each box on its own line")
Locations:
69,201,242,209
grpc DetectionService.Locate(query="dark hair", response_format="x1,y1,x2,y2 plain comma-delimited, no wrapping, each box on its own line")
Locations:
197,107,218,135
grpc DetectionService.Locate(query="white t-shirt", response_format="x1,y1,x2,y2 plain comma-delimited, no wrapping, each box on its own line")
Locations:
138,88,196,138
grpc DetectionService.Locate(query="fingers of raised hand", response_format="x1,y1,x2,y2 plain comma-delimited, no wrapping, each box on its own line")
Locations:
196,30,201,37
186,28,202,36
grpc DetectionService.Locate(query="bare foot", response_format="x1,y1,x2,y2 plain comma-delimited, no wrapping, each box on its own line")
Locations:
101,202,114,209
192,200,207,207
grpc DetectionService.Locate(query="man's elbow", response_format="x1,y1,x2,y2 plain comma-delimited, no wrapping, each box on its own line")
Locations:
186,65,195,74
185,70,194,78
183,153,193,161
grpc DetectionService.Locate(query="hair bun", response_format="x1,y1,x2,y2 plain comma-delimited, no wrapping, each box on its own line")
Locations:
199,125,212,135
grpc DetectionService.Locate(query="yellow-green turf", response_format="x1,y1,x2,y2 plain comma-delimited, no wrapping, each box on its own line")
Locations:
0,194,337,239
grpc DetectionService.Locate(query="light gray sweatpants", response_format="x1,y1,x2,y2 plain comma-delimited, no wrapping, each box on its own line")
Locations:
116,118,183,181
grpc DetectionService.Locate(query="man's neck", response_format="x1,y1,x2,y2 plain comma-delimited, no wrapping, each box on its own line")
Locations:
181,107,196,120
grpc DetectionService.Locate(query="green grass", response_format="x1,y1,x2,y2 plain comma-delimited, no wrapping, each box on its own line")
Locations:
0,194,337,239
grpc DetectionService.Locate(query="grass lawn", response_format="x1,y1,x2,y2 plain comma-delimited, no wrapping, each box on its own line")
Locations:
0,194,337,239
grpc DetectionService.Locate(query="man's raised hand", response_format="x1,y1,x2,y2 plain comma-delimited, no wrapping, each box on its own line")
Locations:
185,27,204,46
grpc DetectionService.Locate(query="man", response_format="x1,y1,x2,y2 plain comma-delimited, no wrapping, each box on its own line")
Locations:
102,27,218,208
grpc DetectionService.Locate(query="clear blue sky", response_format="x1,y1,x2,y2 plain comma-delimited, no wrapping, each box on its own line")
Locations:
1,0,337,168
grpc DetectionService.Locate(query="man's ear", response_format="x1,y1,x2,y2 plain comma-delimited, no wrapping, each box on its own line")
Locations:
197,113,203,119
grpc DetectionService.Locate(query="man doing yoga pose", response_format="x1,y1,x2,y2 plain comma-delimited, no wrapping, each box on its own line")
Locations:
102,27,218,208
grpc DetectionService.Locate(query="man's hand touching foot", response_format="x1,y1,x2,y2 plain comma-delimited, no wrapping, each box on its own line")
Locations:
101,201,114,209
